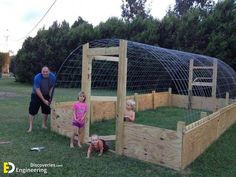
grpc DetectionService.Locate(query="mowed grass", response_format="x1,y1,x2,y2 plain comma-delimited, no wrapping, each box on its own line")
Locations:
90,107,199,137
1,78,236,177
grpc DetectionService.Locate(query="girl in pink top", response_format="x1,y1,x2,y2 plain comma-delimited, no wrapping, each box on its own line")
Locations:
70,91,88,148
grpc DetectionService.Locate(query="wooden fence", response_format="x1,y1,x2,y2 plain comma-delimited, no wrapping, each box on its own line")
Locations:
122,103,236,170
51,92,170,138
123,122,184,170
181,102,236,169
51,91,236,170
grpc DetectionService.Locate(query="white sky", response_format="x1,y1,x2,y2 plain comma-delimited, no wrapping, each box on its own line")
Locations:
0,0,175,54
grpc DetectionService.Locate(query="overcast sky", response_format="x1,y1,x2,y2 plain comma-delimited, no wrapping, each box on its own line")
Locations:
0,0,175,54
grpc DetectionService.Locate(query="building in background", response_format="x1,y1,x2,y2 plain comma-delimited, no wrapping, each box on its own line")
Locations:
0,29,11,77
0,52,11,74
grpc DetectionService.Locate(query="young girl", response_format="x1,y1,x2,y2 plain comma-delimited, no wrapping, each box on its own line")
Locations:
70,91,88,148
87,134,109,158
124,99,135,122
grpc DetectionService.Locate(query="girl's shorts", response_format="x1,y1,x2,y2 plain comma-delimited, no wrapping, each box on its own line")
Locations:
72,121,85,128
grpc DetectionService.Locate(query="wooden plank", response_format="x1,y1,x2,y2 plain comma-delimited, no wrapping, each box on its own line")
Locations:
91,96,117,101
123,123,182,170
188,59,194,110
172,94,188,109
172,94,227,112
134,93,139,112
88,47,119,56
92,55,119,62
182,102,236,169
177,121,186,134
53,101,74,108
188,59,194,91
152,91,155,109
91,101,116,122
50,104,73,138
225,92,229,106
93,135,116,141
182,117,219,169
137,93,153,111
192,82,213,87
212,59,218,98
81,43,92,143
153,92,169,108
200,112,207,118
168,88,172,106
192,66,214,69
115,40,127,155
194,77,212,80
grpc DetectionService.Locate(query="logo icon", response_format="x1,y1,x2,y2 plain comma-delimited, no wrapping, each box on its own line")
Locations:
3,162,15,174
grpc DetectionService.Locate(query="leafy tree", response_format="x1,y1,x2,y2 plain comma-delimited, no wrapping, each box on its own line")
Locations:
121,0,150,22
15,21,71,82
159,12,179,49
94,17,127,39
14,0,236,84
127,16,160,45
206,0,236,68
68,19,94,51
175,8,209,53
174,0,215,16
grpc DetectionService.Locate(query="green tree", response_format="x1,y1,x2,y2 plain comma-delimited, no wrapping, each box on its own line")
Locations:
174,0,215,16
68,18,94,51
159,12,179,49
121,0,150,21
175,8,210,53
15,21,71,82
94,17,127,39
206,0,236,68
14,0,236,83
127,16,160,45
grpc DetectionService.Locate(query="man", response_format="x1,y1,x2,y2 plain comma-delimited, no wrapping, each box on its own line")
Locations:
27,66,56,132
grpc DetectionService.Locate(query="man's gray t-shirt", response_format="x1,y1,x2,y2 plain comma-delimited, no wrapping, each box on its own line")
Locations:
40,77,50,95
32,72,56,95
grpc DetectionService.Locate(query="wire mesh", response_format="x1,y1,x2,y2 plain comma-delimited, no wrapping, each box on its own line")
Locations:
56,39,236,125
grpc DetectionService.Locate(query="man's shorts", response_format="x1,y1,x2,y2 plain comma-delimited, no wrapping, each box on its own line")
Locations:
29,94,51,116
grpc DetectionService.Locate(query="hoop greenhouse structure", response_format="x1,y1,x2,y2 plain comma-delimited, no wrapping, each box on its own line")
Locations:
51,39,236,170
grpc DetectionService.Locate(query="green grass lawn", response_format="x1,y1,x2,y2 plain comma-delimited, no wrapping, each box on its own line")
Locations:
90,107,204,138
1,78,236,177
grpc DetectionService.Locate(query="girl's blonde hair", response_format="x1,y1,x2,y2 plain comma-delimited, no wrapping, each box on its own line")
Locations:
126,99,136,110
91,134,99,141
77,91,86,102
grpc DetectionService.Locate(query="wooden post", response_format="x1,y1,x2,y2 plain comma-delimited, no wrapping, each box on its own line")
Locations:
212,59,218,111
225,92,229,106
177,121,185,170
168,87,172,107
200,112,207,119
90,101,94,123
115,40,127,155
81,43,92,143
177,121,186,135
152,91,155,109
134,93,139,112
188,59,194,110
212,59,217,98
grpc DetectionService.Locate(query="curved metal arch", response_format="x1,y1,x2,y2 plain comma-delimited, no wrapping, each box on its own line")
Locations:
57,38,236,98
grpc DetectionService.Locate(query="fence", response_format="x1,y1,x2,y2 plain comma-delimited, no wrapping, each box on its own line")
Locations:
51,90,236,170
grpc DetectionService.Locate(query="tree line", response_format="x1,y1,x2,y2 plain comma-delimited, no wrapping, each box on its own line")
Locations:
14,0,236,83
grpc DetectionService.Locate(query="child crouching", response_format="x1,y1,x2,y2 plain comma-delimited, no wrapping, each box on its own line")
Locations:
87,134,109,158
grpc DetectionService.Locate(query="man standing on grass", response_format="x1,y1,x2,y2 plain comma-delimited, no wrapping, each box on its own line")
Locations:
27,66,56,133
